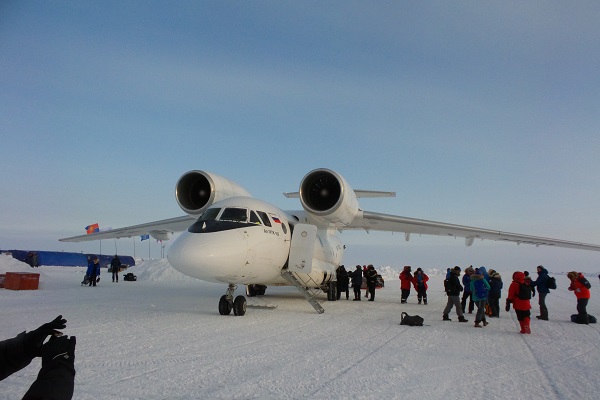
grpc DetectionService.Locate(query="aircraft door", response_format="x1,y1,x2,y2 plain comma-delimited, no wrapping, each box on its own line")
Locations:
287,224,317,274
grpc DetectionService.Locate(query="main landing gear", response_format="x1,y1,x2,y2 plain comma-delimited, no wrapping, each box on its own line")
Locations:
218,284,247,316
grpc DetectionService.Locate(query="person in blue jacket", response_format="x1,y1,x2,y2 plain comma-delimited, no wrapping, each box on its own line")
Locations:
531,265,551,320
470,268,491,328
86,256,101,287
0,315,76,400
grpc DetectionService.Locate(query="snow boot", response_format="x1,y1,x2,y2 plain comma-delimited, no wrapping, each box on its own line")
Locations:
474,321,482,328
524,317,531,334
519,320,527,334
458,316,468,323
482,318,489,327
443,314,451,321
536,315,548,321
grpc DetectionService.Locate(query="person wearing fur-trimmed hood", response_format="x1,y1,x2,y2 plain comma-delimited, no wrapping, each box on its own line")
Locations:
487,270,503,318
567,271,591,324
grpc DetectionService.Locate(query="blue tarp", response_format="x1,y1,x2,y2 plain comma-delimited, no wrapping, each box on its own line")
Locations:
2,250,135,268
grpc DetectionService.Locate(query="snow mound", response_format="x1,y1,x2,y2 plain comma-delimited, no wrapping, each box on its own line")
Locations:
127,258,196,282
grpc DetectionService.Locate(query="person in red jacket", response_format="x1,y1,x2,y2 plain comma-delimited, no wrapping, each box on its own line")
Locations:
412,268,429,305
399,266,413,304
506,271,532,334
567,271,592,324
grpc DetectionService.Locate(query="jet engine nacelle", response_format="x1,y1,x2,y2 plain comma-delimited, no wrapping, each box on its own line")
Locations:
175,170,252,217
299,168,359,226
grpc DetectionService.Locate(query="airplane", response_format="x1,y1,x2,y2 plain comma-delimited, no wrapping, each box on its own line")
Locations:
60,168,600,315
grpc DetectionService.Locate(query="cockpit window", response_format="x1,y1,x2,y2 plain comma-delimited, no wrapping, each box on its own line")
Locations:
219,208,248,223
256,211,271,227
201,208,221,221
249,211,261,225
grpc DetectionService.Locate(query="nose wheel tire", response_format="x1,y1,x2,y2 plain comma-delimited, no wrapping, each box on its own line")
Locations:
219,295,232,315
233,295,247,316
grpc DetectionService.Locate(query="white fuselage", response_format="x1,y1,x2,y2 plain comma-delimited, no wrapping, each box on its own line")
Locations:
167,197,341,287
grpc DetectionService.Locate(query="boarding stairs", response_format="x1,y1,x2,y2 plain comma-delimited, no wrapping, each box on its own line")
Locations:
281,270,325,314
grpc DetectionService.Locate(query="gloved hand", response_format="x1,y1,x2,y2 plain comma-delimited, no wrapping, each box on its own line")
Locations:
40,335,76,372
505,300,511,312
24,315,67,358
532,288,536,297
22,335,76,400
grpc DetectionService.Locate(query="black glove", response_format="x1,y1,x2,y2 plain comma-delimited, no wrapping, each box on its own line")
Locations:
532,287,536,297
505,299,511,312
40,335,76,372
22,335,76,400
24,315,67,358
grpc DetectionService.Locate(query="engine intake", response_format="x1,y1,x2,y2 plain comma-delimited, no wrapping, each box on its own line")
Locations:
175,170,251,216
299,169,359,226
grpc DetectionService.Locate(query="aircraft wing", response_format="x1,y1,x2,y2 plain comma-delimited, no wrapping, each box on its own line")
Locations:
59,215,196,242
347,210,600,251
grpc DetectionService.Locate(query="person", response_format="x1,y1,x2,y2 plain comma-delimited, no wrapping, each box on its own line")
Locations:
365,265,378,301
461,266,475,314
506,271,531,334
567,271,591,324
399,266,413,304
412,268,429,305
361,265,370,299
0,315,76,400
442,266,468,322
524,271,536,298
351,265,363,301
531,265,550,320
487,271,503,318
87,256,100,287
111,255,121,283
470,268,490,328
335,265,350,300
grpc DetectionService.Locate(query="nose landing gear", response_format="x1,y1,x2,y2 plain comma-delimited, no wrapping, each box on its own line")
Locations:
218,284,247,316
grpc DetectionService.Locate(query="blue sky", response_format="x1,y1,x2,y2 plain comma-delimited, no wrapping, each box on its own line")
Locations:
1,1,600,271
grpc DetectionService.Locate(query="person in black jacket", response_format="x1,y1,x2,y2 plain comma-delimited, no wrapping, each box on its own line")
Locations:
335,265,350,300
351,265,363,301
442,266,469,322
365,265,378,301
0,315,76,400
111,255,122,283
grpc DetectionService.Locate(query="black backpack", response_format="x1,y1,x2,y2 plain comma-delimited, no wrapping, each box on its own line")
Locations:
579,277,591,289
517,283,532,300
546,276,557,290
400,312,424,326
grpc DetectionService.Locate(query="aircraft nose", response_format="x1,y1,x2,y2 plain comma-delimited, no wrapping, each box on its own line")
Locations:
167,230,246,283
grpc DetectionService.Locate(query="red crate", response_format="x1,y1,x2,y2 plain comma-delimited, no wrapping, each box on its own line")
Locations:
4,272,40,290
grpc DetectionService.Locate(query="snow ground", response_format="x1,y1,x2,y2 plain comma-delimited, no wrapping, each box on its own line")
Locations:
1,254,599,400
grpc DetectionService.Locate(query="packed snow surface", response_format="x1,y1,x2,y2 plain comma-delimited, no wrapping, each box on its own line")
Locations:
1,254,599,400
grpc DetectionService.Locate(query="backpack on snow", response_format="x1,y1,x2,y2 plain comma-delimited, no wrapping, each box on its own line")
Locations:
517,283,532,300
473,279,488,299
123,273,137,281
400,312,424,326
546,276,557,290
